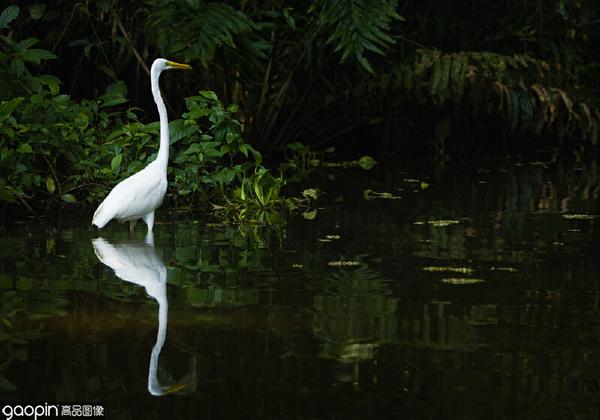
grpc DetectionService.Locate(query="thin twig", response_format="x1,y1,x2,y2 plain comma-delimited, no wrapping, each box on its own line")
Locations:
113,12,150,76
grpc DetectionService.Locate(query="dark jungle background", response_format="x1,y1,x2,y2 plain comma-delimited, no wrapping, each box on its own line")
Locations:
1,0,599,212
2,3,600,419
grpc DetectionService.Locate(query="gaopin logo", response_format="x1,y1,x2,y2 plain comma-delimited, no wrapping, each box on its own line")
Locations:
1,404,59,420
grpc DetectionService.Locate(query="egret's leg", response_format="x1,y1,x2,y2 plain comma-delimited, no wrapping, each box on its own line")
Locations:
144,211,155,233
144,231,155,247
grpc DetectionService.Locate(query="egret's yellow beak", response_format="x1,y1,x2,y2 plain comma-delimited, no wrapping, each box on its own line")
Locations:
166,61,192,70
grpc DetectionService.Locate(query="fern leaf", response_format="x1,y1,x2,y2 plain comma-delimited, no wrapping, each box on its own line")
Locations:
146,1,257,67
555,88,573,121
311,0,401,73
355,51,374,74
531,84,549,105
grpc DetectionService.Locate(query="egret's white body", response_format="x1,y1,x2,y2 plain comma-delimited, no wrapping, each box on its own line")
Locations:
92,58,191,233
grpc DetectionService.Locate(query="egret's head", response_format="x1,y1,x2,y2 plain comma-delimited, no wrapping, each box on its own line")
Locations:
151,58,192,73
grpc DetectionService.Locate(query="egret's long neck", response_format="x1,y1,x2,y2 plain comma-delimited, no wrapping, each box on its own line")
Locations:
148,294,168,396
151,69,169,173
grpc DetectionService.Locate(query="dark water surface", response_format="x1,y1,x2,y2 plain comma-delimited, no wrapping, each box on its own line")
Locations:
1,152,600,419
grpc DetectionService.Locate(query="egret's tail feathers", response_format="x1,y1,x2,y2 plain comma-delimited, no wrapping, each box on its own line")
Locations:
92,201,112,229
91,238,111,261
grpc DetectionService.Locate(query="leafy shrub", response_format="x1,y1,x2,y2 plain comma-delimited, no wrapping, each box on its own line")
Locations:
0,80,132,206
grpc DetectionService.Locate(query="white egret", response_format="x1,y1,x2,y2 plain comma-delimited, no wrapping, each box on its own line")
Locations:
92,58,192,233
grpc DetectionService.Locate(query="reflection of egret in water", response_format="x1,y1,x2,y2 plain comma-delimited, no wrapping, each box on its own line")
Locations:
92,234,194,396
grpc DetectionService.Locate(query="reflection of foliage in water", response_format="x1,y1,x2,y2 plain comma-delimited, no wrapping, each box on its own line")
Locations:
0,290,67,392
167,220,282,309
311,262,398,363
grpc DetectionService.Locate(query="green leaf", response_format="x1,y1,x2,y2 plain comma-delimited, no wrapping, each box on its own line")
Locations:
246,144,262,164
302,188,318,200
357,155,376,170
355,52,374,74
0,182,16,203
239,143,249,157
61,193,76,203
0,97,24,120
111,154,123,172
17,37,39,50
37,74,61,95
101,98,128,108
303,209,317,220
169,119,197,144
183,143,202,155
99,80,128,108
46,177,55,194
283,8,296,30
22,48,57,64
199,90,219,102
17,144,33,154
106,129,123,142
0,5,19,29
1,147,14,160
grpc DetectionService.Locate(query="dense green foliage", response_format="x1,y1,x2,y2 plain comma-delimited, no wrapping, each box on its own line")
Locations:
0,79,289,212
1,1,599,212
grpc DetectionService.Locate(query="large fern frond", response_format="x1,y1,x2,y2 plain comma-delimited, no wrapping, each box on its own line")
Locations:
309,0,402,73
146,0,257,67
